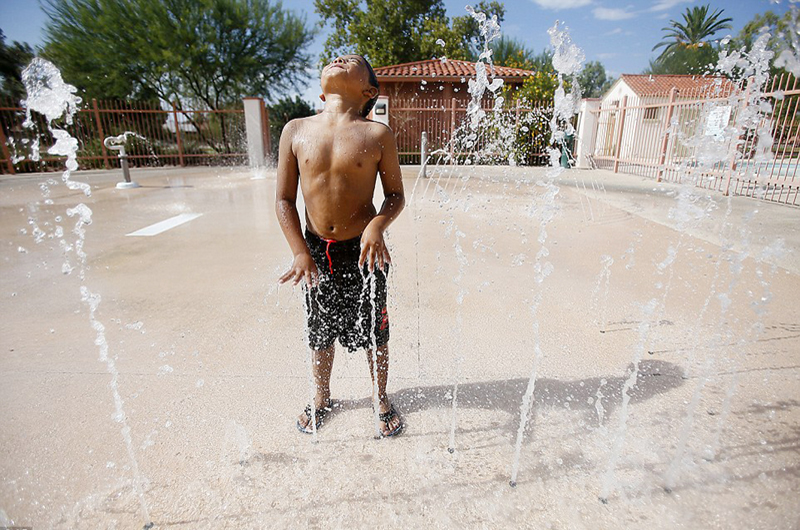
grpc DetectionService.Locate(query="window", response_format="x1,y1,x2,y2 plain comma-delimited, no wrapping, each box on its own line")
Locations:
644,107,659,120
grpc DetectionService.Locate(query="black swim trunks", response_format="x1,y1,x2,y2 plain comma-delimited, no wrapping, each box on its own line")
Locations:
303,228,390,352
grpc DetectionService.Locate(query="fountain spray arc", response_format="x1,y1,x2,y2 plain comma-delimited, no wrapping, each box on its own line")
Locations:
659,30,784,494
442,4,504,454
509,21,585,487
20,58,153,529
404,4,506,452
597,27,787,502
410,8,586,469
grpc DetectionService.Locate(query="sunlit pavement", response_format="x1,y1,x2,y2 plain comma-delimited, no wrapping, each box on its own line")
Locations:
1,165,798,528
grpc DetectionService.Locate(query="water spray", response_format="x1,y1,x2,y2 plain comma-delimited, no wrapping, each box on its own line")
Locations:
20,57,153,528
509,20,584,488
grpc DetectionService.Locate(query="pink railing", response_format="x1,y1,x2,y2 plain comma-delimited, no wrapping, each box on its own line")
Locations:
587,74,800,207
0,98,248,175
390,97,553,165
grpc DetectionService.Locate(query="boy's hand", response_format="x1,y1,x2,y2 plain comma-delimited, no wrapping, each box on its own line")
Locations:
279,252,319,287
360,223,391,273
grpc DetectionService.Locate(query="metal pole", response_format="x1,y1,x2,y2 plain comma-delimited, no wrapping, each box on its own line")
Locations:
613,96,628,173
172,101,185,167
120,153,131,183
104,134,140,189
260,99,272,159
724,77,753,196
0,120,16,175
449,97,456,165
420,131,427,179
657,87,678,182
92,99,111,170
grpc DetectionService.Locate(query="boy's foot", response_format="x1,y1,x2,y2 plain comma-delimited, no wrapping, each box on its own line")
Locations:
375,402,404,437
297,400,332,434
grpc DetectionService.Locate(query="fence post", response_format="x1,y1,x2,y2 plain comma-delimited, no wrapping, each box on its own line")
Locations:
243,97,270,168
657,87,678,182
420,131,427,178
724,77,753,196
449,97,456,164
612,96,628,173
172,101,185,167
92,99,111,170
0,120,15,175
261,101,272,159
575,99,600,169
515,99,520,129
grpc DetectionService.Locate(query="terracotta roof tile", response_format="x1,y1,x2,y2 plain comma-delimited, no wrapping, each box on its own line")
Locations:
373,59,534,80
620,74,736,97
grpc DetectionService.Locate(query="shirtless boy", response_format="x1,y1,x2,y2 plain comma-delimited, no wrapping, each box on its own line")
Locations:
275,54,405,438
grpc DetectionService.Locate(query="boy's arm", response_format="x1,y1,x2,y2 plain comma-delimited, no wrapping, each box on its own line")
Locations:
275,120,318,286
360,124,406,271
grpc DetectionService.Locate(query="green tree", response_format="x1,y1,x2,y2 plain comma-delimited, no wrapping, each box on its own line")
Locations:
731,11,783,52
488,38,566,75
653,4,732,58
502,48,583,103
268,96,315,157
578,61,614,98
504,55,612,100
528,50,555,74
644,44,720,75
43,0,314,109
490,37,536,69
0,30,34,102
448,1,506,61
649,4,732,74
513,71,559,103
313,0,504,67
727,9,800,77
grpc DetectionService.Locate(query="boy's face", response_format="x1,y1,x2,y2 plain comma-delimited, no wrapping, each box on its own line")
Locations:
321,55,377,102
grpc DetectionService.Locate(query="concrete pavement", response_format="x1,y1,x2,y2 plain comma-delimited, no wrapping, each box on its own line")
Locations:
1,165,798,528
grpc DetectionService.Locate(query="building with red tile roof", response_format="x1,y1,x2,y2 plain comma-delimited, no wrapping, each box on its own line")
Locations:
373,58,535,104
605,74,736,101
582,74,742,171
374,58,534,82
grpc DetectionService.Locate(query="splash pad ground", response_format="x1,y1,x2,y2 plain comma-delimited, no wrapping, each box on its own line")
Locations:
1,165,798,528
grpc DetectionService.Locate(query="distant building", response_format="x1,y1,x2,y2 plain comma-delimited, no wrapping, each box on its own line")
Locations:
577,74,737,169
603,74,735,104
369,59,536,162
372,58,534,105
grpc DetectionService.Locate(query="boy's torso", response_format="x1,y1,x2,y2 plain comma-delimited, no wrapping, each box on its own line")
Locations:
293,114,384,241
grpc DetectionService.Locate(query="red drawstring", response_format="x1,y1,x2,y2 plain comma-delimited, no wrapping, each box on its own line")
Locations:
322,237,336,274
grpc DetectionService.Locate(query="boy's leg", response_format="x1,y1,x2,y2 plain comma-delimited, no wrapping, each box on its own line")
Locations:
297,344,335,430
366,343,402,435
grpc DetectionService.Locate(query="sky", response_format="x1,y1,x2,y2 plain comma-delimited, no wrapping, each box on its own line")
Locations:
0,0,791,107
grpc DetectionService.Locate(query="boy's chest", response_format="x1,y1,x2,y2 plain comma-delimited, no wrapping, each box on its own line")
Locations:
296,126,380,175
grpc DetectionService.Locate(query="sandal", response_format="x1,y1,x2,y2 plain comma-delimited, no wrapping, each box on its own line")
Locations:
376,403,404,438
296,401,332,434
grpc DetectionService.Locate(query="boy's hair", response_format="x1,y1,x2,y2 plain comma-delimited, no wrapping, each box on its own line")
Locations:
359,55,380,118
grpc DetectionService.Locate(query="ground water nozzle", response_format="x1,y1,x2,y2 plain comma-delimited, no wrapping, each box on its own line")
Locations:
104,133,141,189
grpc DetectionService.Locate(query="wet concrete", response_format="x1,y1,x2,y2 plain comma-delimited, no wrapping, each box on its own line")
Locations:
1,165,798,528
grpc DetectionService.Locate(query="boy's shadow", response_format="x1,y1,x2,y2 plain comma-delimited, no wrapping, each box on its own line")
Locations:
330,360,684,442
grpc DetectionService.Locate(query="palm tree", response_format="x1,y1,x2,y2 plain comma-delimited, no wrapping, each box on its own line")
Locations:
490,37,536,70
653,4,733,59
